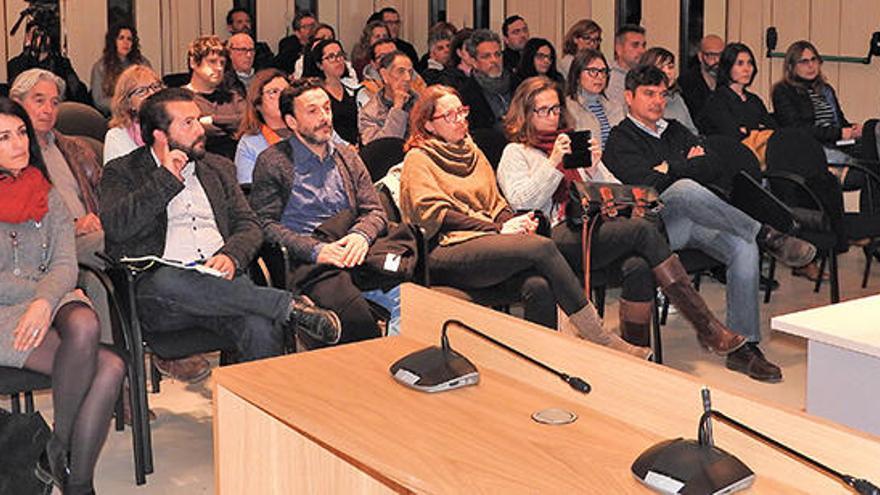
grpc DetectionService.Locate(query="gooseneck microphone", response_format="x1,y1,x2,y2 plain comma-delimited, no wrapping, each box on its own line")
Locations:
441,319,591,394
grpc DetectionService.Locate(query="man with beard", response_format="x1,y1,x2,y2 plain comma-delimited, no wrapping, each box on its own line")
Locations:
501,15,530,74
100,88,343,366
249,79,396,346
678,34,724,118
184,35,246,159
458,29,515,132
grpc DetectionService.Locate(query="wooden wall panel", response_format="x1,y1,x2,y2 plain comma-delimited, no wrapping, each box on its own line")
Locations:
257,0,295,55
62,0,107,85
836,0,880,124
704,0,727,39
808,0,840,91
642,0,680,57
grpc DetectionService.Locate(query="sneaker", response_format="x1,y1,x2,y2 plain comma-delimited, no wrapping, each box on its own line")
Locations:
153,354,211,383
286,295,342,345
757,226,816,268
725,343,783,383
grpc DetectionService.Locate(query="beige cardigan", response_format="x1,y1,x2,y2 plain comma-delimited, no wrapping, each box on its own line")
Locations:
566,92,626,142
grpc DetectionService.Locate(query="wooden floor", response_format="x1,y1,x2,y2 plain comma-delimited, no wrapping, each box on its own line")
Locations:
20,247,880,494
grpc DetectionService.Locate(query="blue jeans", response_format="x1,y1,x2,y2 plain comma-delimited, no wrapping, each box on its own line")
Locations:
659,179,762,342
362,285,401,336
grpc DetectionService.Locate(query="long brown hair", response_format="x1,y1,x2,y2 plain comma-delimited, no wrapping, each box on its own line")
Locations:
405,85,462,151
108,64,160,128
562,19,601,56
504,76,570,146
236,68,289,139
565,48,609,98
781,40,826,90
100,24,147,98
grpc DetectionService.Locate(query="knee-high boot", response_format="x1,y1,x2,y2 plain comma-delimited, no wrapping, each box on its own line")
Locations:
619,299,652,347
652,255,746,355
566,303,652,359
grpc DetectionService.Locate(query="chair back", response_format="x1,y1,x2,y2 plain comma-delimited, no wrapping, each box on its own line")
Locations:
162,72,190,88
359,137,405,182
470,127,508,170
730,170,797,234
704,134,761,194
375,182,401,223
56,102,108,143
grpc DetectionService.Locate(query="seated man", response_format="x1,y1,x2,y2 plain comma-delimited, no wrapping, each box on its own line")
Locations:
607,24,647,107
359,50,419,145
226,7,274,70
678,34,723,119
459,29,515,132
358,39,427,109
603,64,817,383
501,15,530,73
250,79,395,344
420,22,455,86
224,32,257,96
184,35,246,159
10,68,112,343
276,11,316,74
100,88,341,364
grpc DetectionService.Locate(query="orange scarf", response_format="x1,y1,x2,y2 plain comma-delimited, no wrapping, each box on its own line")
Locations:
260,125,284,146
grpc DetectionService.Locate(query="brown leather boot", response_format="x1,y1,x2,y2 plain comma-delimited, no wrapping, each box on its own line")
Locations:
652,255,746,355
619,299,652,347
567,304,652,359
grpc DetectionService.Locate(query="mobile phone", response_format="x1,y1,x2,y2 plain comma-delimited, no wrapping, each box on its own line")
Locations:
563,130,592,169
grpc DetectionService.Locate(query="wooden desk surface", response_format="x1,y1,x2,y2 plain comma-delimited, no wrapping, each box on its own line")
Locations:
771,294,880,357
214,284,880,494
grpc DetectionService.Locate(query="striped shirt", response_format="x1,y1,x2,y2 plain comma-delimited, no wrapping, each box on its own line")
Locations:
585,94,612,147
807,87,836,128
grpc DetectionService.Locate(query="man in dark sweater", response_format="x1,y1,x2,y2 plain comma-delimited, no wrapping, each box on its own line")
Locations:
458,29,514,132
603,65,817,383
100,88,342,365
678,34,723,119
501,15,529,73
373,7,419,67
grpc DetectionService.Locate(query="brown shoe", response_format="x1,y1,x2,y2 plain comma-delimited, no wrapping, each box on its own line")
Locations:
757,225,816,268
726,343,783,383
791,261,829,282
567,304,653,359
619,299,653,347
153,355,211,383
653,255,746,355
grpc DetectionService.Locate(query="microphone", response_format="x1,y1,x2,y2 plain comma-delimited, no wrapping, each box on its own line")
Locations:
390,318,591,394
700,387,714,447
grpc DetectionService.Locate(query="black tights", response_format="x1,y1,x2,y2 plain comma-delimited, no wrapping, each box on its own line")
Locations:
23,301,125,491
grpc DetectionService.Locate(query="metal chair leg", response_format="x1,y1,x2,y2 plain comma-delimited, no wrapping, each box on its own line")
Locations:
862,245,875,288
149,355,161,394
593,286,606,318
10,393,21,414
814,255,827,293
24,391,35,414
651,295,663,365
764,258,777,304
830,253,840,304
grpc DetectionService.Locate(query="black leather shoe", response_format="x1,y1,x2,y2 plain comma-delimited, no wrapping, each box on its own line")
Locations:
286,295,342,345
757,226,816,268
726,343,783,383
34,434,69,489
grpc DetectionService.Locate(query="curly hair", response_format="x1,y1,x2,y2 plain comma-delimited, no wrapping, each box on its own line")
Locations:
100,24,147,98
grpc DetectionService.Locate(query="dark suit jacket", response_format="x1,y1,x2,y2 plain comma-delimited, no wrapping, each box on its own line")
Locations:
771,81,851,145
99,146,262,268
677,66,713,119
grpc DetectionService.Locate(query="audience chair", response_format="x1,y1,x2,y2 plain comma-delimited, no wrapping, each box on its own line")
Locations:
55,102,108,143
470,128,508,170
0,367,51,414
162,73,190,88
359,137,405,182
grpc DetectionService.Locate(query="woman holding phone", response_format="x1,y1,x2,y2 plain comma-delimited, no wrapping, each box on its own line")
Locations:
497,76,747,357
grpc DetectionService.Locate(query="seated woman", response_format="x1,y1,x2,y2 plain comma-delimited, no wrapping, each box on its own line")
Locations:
639,47,698,136
234,68,291,184
564,49,624,147
514,38,565,88
772,40,880,177
496,76,748,359
351,20,391,81
302,39,360,146
697,43,776,139
0,97,125,495
103,64,163,165
400,84,650,359
90,24,151,116
558,19,603,83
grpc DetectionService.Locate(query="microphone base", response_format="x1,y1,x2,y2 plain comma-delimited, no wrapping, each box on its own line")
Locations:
390,346,479,393
632,438,755,494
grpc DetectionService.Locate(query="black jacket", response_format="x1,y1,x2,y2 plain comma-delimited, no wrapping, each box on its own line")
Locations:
771,81,851,145
99,147,262,269
677,66,713,119
458,74,513,132
697,85,776,139
603,118,720,193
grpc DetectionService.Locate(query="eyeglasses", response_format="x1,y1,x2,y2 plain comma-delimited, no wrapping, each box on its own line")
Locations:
797,56,820,65
477,50,502,61
582,67,610,78
385,20,401,26
701,51,722,59
578,34,602,44
127,81,164,98
534,53,552,62
431,106,470,123
262,87,284,98
322,51,346,62
230,47,256,54
533,104,562,117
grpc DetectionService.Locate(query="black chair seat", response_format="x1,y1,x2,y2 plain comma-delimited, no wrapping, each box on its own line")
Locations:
0,367,51,395
359,137,405,182
143,329,238,361
677,249,724,273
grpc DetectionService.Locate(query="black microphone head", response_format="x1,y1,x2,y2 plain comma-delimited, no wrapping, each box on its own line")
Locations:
766,27,778,52
566,376,591,394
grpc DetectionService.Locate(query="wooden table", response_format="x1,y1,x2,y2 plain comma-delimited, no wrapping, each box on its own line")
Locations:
214,284,880,494
772,294,880,436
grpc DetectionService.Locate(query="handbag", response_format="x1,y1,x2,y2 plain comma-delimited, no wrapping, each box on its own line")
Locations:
565,182,663,298
0,408,52,495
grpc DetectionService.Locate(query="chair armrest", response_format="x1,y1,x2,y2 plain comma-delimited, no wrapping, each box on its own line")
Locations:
828,161,880,214
763,170,828,218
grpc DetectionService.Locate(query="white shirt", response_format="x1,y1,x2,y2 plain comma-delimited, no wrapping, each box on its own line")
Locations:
150,148,225,264
103,127,140,165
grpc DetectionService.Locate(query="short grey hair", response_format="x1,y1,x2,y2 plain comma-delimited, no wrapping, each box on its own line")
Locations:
10,68,66,101
465,29,501,58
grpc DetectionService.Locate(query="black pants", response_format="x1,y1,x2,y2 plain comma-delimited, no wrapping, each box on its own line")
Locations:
552,217,672,302
427,234,589,328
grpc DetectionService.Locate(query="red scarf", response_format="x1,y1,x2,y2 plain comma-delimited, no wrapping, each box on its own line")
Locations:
0,166,51,224
533,129,584,221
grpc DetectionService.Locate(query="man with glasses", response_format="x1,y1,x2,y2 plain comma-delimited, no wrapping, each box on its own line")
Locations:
277,11,317,74
679,34,724,118
369,7,419,67
603,65,816,383
502,15,530,73
459,29,515,132
184,35,246,159
250,79,395,346
225,7,275,71
225,33,258,95
359,51,419,145
607,24,648,107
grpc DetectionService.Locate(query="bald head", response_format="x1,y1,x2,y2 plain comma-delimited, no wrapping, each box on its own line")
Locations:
698,34,724,77
227,33,255,73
